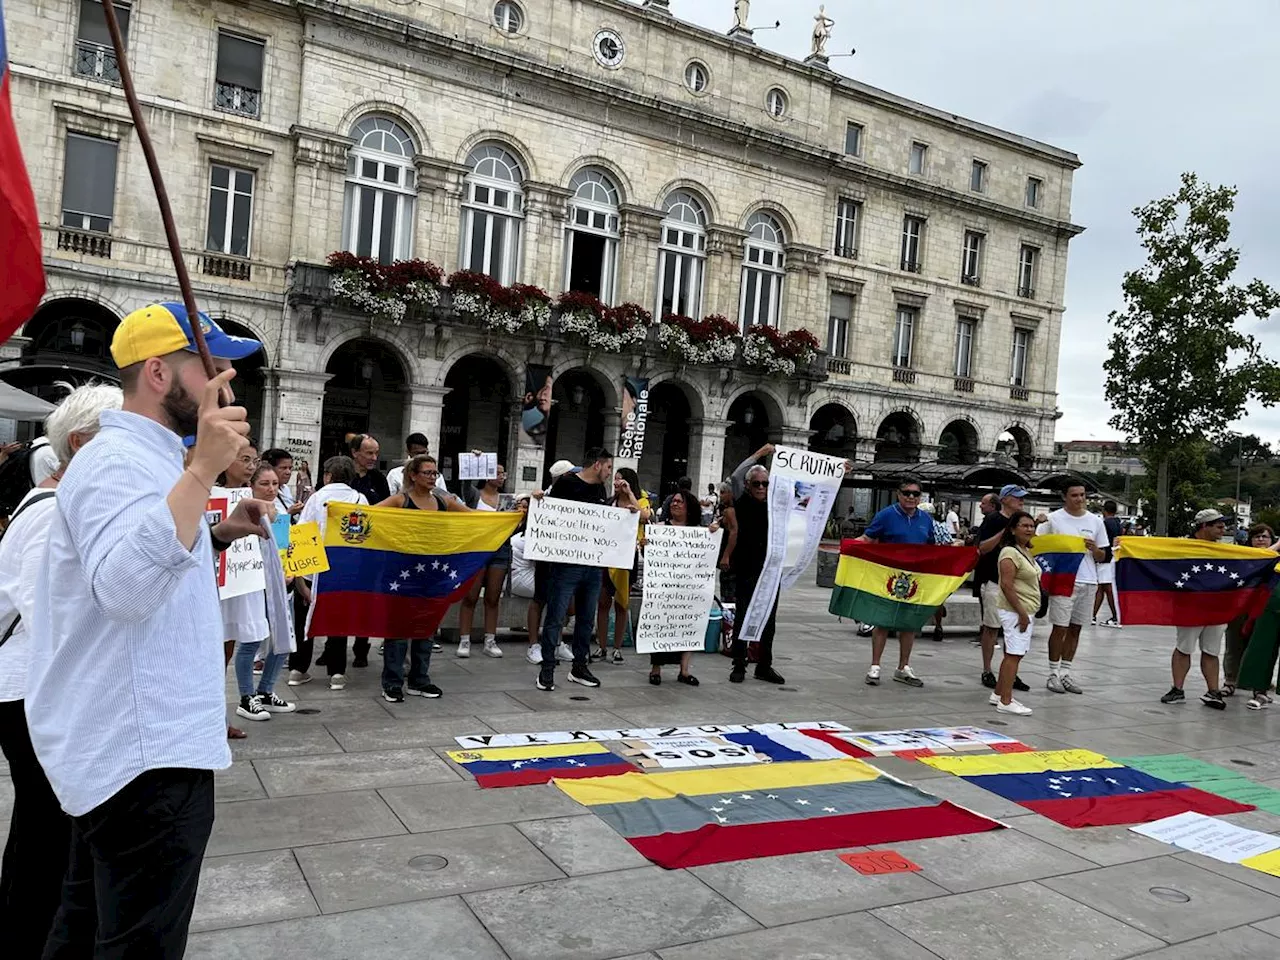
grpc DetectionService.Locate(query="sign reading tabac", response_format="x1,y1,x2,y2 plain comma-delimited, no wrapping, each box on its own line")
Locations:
636,525,722,653
524,496,639,569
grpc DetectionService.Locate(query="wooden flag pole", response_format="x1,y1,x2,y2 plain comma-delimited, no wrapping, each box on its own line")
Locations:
99,0,218,382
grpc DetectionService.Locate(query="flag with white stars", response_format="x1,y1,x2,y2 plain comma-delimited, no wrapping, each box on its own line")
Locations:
1030,534,1088,597
446,741,636,788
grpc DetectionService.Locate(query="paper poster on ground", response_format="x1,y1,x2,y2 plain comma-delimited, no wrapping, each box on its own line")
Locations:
636,525,722,653
206,486,265,600
524,496,639,569
738,447,846,643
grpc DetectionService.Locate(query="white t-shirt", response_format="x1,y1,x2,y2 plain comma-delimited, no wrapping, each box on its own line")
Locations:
28,438,58,486
0,488,57,701
509,533,535,598
387,464,450,498
946,510,961,535
1037,508,1109,584
299,483,369,534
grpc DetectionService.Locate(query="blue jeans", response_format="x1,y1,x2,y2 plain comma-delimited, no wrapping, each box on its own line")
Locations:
540,564,602,671
381,639,433,692
234,641,285,697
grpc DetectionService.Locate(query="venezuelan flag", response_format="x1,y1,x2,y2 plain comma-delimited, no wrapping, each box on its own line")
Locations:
829,541,978,632
920,749,1252,828
1115,537,1279,627
445,742,635,789
1031,534,1087,597
308,503,520,639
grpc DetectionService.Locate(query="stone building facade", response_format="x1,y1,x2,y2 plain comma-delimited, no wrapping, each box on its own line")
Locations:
4,0,1083,499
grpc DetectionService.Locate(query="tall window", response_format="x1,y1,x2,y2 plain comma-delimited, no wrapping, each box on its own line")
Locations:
833,197,860,259
828,292,853,359
461,142,524,283
893,306,916,368
342,116,417,264
657,191,707,317
954,317,976,378
844,122,863,156
564,167,620,303
970,159,987,192
1017,244,1038,297
900,215,924,273
1026,176,1042,208
61,132,118,232
215,32,264,118
74,0,129,83
739,211,786,329
1010,328,1031,386
908,141,927,174
961,230,983,285
207,164,254,257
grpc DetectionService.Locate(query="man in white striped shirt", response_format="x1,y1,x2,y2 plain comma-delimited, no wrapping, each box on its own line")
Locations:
25,303,273,958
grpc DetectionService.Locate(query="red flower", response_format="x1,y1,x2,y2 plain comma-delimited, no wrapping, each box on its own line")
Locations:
662,313,739,344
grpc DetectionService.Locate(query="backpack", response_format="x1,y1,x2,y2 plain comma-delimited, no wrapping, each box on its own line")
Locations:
0,438,48,519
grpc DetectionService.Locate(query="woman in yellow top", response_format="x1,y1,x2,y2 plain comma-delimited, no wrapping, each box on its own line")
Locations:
593,467,651,663
993,510,1039,716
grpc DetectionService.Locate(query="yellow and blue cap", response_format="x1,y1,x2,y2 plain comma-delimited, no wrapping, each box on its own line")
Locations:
110,301,262,369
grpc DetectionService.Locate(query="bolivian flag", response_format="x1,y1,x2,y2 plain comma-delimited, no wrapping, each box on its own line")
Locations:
829,541,978,631
554,759,1001,869
1031,534,1087,597
1115,537,1279,627
308,503,521,639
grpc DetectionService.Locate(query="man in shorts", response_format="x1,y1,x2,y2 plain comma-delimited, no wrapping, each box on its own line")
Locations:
1092,499,1122,627
1036,482,1108,694
1160,509,1229,709
975,485,1030,691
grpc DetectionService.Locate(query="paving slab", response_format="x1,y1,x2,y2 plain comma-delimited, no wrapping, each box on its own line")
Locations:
380,691,535,719
1055,726,1204,758
185,895,507,959
1172,851,1280,899
1129,722,1268,750
464,866,759,960
887,826,1097,892
1040,856,1280,943
380,780,587,832
207,790,406,856
213,761,266,802
253,747,462,797
1254,915,1280,938
655,910,941,960
1004,813,1179,866
1122,926,1280,959
690,848,948,926
294,823,564,912
322,716,495,751
191,850,317,932
514,813,649,876
904,773,1028,820
226,724,345,760
872,881,1163,959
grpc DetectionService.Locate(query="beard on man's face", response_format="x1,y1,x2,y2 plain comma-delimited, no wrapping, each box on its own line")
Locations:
162,377,201,437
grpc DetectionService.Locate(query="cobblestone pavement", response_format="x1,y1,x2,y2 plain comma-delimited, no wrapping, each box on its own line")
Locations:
10,576,1280,959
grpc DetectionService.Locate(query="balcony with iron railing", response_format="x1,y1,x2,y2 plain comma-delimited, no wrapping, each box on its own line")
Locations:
74,41,121,83
215,81,261,118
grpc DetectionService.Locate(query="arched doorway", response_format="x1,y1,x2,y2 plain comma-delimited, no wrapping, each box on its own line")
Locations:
939,419,980,465
441,355,513,491
874,411,922,463
321,338,408,465
997,425,1035,471
809,403,858,460
638,382,692,499
725,391,778,475
216,318,267,437
544,369,606,480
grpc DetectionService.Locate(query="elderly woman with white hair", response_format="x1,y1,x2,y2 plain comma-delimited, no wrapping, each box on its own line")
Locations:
0,381,122,953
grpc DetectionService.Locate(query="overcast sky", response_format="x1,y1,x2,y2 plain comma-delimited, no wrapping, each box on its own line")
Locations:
680,0,1280,445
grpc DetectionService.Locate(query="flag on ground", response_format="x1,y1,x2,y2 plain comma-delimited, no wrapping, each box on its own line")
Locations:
309,504,521,639
829,541,979,633
553,759,1002,869
445,742,635,788
1115,537,1278,627
919,749,1252,828
0,0,45,343
1031,534,1087,597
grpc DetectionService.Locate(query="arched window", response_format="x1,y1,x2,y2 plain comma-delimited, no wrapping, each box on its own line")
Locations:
739,211,785,329
461,142,524,284
564,167,620,302
342,115,417,264
657,190,707,318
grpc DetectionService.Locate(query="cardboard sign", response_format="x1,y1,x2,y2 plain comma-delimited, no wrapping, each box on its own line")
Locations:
620,737,763,769
207,486,265,600
839,851,922,875
636,525,722,653
524,496,639,569
280,520,328,577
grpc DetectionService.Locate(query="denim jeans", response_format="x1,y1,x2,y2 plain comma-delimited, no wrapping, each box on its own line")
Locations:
234,641,285,697
540,563,602,670
381,639,433,692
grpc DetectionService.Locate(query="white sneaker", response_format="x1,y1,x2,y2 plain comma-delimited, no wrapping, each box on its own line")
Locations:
456,638,471,658
329,673,346,690
893,666,924,687
483,639,503,658
1047,674,1066,693
988,692,1001,706
865,665,881,685
526,645,543,665
287,670,311,686
555,642,573,663
997,699,1033,715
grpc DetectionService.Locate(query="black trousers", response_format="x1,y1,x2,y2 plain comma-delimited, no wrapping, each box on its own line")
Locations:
731,568,777,670
288,590,312,673
0,699,72,959
353,637,371,662
42,768,215,960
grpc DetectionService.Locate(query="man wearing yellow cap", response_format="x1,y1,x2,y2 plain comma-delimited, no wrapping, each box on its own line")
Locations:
25,302,273,957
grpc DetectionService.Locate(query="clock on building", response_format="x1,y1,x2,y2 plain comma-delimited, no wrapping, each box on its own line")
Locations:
593,29,625,68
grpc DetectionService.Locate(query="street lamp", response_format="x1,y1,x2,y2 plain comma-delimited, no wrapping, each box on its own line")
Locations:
359,356,375,383
69,321,86,351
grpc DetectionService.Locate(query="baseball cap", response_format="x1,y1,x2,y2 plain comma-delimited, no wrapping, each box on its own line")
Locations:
111,302,263,369
548,459,579,480
1000,484,1029,499
1194,508,1225,526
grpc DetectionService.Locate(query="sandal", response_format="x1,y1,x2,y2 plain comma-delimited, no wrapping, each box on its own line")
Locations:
649,672,661,685
1223,683,1236,697
677,673,700,686
590,647,608,662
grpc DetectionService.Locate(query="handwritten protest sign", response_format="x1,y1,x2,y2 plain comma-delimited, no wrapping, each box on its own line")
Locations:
524,497,638,569
636,525,722,653
207,487,265,600
280,521,329,578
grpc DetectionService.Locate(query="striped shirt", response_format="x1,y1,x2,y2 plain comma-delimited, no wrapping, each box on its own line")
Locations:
25,410,231,816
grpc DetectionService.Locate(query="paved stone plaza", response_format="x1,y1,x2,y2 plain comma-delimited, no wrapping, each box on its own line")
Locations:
9,574,1280,959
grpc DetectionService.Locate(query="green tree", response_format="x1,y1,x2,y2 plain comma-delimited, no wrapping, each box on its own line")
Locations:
1134,442,1217,534
1104,173,1280,534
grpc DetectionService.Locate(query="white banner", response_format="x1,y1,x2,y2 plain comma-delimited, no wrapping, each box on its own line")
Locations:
206,486,265,600
524,496,639,569
738,447,846,643
454,720,851,749
636,525,723,653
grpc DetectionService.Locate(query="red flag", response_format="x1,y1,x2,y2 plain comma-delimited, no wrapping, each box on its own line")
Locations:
0,1,45,342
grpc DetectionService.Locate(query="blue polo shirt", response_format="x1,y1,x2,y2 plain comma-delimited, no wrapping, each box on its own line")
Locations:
865,503,933,545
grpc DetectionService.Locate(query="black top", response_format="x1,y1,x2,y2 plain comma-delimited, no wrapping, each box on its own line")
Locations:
974,511,1011,585
731,492,768,576
352,469,390,505
549,473,605,504
402,490,447,511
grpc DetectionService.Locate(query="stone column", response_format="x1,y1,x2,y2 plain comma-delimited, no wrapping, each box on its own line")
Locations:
289,129,352,264
522,182,570,294
770,424,816,449
402,384,451,453
416,158,466,271
271,369,332,477
688,417,732,492
706,226,746,321
618,204,662,309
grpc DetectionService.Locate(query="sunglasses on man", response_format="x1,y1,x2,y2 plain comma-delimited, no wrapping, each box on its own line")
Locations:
899,488,922,498
749,479,769,489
